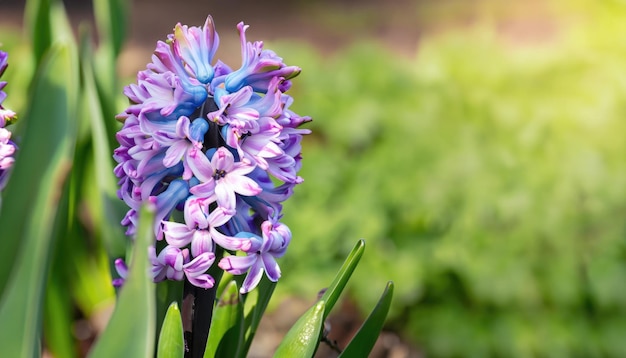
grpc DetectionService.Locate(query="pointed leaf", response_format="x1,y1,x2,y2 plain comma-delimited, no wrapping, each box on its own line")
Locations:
274,300,326,358
157,302,184,358
93,0,128,57
24,0,52,63
88,205,156,357
205,280,244,358
78,26,127,258
0,42,78,358
339,281,394,358
319,239,365,319
44,273,78,358
239,276,277,357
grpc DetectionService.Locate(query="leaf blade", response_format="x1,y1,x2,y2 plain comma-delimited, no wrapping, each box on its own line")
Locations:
88,205,156,358
157,302,184,358
319,239,365,319
0,41,78,357
205,280,244,358
339,281,394,358
274,300,326,358
239,276,277,357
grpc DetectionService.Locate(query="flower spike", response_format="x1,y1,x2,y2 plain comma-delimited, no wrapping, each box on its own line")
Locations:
113,16,310,291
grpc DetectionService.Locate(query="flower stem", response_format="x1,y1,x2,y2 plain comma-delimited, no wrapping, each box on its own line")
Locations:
181,104,225,354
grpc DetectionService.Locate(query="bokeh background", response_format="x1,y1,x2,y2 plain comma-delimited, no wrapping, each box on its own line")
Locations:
1,0,625,356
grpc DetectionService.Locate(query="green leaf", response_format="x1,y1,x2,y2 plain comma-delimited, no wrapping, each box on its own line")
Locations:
92,0,128,153
157,302,184,358
88,205,156,358
25,0,75,66
24,0,52,64
205,280,244,358
93,0,128,58
43,263,77,358
274,300,326,358
339,281,394,358
155,280,184,347
78,26,127,258
319,239,365,319
0,41,78,358
272,240,365,358
239,276,277,357
93,0,127,151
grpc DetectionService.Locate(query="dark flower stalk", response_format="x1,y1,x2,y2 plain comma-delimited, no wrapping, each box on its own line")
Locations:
113,16,310,355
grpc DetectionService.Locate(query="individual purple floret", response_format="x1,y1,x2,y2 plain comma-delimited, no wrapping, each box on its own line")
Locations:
114,16,310,293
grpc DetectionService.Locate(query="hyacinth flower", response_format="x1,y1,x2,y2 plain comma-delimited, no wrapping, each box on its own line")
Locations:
0,50,18,192
113,15,311,294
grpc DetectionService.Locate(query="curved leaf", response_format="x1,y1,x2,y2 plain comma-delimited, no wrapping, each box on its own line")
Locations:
274,300,326,358
24,0,52,64
205,280,244,358
88,205,156,358
93,0,128,58
239,276,276,357
157,302,184,358
339,281,394,357
0,42,78,358
319,239,365,319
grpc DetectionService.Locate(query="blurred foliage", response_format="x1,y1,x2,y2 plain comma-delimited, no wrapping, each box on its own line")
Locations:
272,1,626,356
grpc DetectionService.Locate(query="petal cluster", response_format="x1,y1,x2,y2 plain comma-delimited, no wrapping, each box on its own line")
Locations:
0,50,18,192
113,16,310,293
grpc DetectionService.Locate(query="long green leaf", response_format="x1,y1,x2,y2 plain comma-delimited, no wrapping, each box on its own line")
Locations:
44,269,77,358
319,239,365,319
157,302,184,358
239,276,277,357
79,25,127,258
205,280,244,358
43,175,78,358
92,0,128,153
273,300,326,358
24,0,52,64
339,281,394,357
88,205,156,358
93,0,128,58
0,42,78,357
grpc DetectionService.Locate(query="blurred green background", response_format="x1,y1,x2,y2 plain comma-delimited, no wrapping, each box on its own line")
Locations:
2,0,625,356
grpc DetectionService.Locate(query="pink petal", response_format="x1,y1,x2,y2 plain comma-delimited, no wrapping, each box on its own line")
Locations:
212,147,235,171
162,221,195,248
188,151,214,181
226,175,262,197
189,179,216,199
262,254,281,282
240,261,264,294
191,229,213,257
163,140,188,167
215,181,236,211
218,254,257,275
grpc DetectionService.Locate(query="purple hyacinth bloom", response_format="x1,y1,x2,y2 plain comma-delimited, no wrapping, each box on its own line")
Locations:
153,115,208,180
223,22,301,93
112,259,129,288
150,245,217,289
163,196,255,255
0,50,17,192
172,16,220,84
189,146,262,211
113,15,309,291
218,218,291,293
